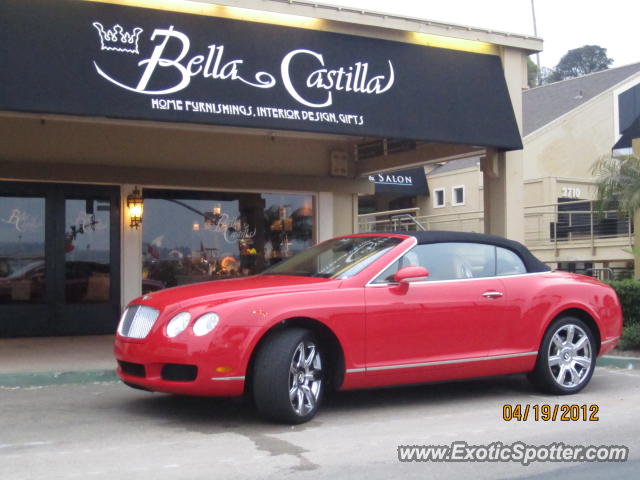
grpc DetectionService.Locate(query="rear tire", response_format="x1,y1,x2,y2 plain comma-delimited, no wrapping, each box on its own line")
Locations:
252,328,324,424
530,316,596,395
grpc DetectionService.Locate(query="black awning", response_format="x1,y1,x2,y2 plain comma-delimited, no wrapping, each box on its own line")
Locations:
613,116,640,150
0,0,523,151
369,168,429,196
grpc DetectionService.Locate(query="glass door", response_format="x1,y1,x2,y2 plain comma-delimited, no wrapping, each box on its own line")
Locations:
0,185,50,336
54,186,120,335
0,182,120,337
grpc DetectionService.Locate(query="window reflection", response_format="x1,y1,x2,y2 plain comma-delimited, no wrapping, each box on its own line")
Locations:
142,190,314,291
0,197,46,304
496,247,526,276
266,236,402,278
64,198,111,303
374,242,497,283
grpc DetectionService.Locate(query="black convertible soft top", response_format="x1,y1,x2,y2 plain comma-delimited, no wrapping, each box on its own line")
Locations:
405,231,551,273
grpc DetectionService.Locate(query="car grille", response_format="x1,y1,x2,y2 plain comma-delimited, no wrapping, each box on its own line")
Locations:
118,305,160,339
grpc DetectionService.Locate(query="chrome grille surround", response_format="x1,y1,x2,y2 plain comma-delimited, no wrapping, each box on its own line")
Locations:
118,305,160,339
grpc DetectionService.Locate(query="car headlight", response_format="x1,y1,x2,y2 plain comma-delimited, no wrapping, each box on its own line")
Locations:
166,312,191,338
192,313,220,336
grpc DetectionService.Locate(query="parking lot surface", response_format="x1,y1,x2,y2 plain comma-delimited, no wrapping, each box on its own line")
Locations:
1,366,638,479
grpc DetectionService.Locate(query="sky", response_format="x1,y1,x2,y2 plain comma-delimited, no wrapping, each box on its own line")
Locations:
319,0,638,69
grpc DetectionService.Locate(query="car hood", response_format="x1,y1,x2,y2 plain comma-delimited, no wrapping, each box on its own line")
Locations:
133,275,340,310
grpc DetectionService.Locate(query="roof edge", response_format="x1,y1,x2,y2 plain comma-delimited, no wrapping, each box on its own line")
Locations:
206,0,544,52
524,67,640,140
525,61,640,94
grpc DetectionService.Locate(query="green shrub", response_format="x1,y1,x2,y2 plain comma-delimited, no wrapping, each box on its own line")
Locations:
618,323,640,350
606,280,640,326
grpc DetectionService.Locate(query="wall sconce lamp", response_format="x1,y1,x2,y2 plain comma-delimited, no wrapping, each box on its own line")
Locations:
127,186,144,229
204,203,223,228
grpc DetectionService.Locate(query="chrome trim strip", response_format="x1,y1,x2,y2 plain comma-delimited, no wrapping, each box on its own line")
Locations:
366,271,550,287
210,376,245,381
345,368,366,373
601,336,620,345
365,236,418,286
364,351,539,372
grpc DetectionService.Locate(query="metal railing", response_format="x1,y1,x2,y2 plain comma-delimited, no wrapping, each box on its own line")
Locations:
357,203,635,281
357,208,484,233
524,200,633,255
358,208,421,232
358,201,634,254
586,267,615,282
390,213,426,231
415,210,484,233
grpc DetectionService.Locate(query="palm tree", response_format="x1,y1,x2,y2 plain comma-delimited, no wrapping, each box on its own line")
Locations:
592,153,640,279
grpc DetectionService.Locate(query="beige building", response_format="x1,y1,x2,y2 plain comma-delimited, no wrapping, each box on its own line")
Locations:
0,0,540,337
521,63,640,278
365,63,640,279
417,157,484,233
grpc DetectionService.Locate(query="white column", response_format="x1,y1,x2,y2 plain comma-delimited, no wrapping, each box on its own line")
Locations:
317,192,334,242
121,184,142,306
351,193,359,234
483,47,526,242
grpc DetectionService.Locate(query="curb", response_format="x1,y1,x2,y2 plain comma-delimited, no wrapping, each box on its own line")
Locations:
598,355,640,370
1,356,638,388
0,369,119,388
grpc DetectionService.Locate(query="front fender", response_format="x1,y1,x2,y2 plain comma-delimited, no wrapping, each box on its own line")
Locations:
228,287,366,378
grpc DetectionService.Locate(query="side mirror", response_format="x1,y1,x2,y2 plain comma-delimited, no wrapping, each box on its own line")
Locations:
393,266,429,283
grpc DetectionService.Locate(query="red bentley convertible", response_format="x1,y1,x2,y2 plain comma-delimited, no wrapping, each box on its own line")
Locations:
115,232,622,423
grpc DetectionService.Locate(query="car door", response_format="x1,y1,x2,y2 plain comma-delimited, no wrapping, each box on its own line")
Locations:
483,246,535,356
364,242,509,379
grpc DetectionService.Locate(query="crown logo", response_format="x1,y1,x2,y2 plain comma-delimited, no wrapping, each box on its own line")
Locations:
93,22,143,54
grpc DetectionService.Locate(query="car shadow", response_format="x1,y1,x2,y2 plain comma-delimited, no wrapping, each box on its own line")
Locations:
324,373,536,412
118,373,537,434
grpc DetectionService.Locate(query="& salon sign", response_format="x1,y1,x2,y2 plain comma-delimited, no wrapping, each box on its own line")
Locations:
369,168,429,195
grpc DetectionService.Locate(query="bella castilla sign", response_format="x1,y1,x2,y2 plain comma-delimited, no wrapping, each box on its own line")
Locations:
0,0,522,150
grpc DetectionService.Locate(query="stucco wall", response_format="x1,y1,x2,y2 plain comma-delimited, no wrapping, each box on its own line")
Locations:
0,114,373,195
524,177,598,207
421,165,483,216
416,164,484,233
523,91,615,186
0,116,359,180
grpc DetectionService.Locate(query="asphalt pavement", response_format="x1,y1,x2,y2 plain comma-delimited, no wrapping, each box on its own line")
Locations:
1,366,638,480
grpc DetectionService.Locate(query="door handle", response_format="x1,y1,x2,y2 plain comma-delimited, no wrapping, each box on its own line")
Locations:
482,291,503,299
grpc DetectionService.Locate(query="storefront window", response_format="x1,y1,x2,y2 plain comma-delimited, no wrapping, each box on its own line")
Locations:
64,198,111,303
0,196,46,304
142,190,313,292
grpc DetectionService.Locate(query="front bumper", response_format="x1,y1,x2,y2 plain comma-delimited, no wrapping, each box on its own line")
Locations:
114,325,259,397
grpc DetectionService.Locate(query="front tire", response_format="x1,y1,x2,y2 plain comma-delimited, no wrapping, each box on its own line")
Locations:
530,316,596,395
252,328,324,424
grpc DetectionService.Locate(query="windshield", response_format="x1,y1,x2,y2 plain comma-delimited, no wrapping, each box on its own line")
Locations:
263,236,403,279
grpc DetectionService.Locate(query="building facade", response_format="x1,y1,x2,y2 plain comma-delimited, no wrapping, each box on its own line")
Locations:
0,0,539,337
373,63,640,280
522,64,640,278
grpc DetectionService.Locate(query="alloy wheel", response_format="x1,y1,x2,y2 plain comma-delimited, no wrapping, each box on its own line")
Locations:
547,324,593,388
288,341,322,417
